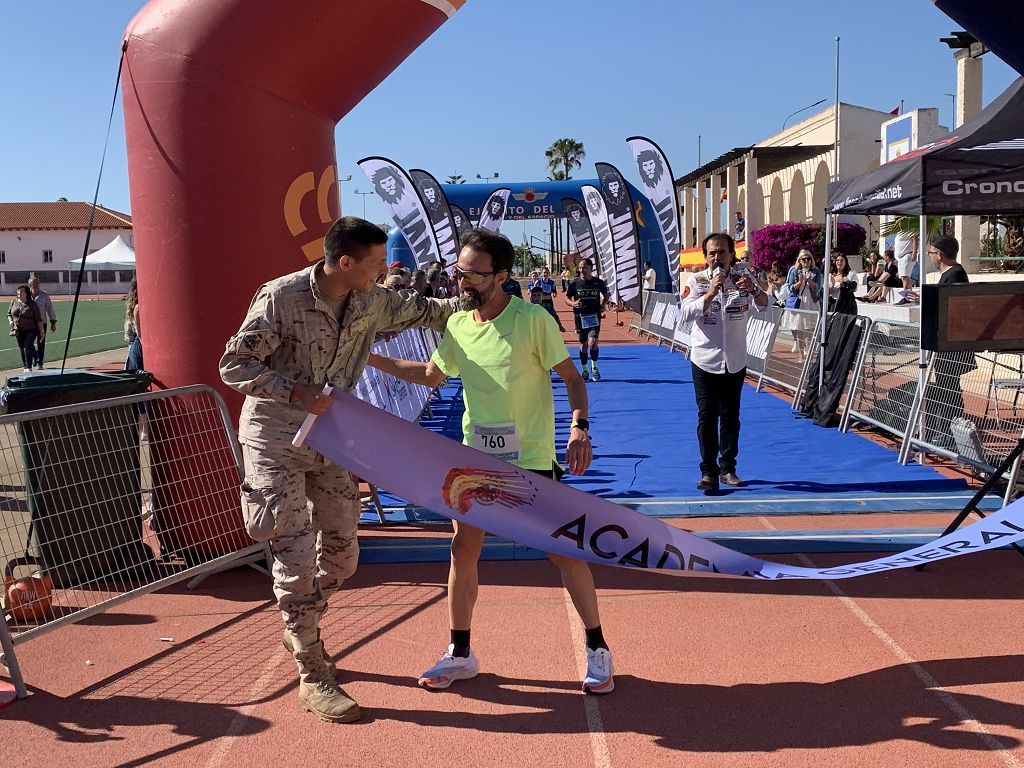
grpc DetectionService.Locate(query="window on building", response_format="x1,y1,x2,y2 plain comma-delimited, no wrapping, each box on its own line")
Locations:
0,251,5,264
42,250,53,264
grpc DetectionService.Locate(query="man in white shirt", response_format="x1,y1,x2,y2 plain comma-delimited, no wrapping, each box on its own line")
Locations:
28,276,57,370
680,233,768,493
642,260,656,313
643,261,656,291
893,231,917,294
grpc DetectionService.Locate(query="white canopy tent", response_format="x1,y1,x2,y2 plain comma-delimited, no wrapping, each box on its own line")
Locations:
68,234,136,272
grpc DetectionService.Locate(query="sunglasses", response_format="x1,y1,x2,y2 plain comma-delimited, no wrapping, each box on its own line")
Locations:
453,267,497,286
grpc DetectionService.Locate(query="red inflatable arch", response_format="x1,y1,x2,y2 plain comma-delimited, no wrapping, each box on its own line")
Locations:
122,0,463,412
120,1,462,555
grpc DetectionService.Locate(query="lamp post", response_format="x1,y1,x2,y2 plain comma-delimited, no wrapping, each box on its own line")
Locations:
782,98,827,131
943,92,957,127
475,172,500,183
337,174,352,214
352,189,374,218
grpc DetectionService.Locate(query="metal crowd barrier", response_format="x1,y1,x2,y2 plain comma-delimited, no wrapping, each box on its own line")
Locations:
840,320,921,437
0,385,263,699
628,292,659,338
898,351,1024,502
629,292,679,345
757,307,821,396
745,305,782,379
355,328,446,521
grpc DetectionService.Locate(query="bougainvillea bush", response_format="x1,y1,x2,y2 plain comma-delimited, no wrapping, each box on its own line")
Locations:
748,222,866,271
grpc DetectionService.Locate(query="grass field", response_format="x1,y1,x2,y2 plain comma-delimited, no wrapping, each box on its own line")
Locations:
0,299,127,371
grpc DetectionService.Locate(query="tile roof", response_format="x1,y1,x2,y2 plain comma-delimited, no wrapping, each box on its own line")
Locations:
0,202,132,231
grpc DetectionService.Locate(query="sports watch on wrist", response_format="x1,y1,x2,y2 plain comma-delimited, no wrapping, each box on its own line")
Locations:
570,418,590,432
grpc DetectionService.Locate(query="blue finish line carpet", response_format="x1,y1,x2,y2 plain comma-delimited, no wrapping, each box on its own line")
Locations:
375,343,990,518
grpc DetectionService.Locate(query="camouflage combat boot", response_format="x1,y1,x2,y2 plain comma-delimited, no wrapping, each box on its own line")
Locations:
283,629,337,675
294,641,361,723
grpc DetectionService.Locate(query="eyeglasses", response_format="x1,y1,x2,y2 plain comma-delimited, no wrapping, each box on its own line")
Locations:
453,267,497,286
799,257,812,262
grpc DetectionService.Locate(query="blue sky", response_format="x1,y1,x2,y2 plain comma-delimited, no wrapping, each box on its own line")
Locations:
1,0,1018,241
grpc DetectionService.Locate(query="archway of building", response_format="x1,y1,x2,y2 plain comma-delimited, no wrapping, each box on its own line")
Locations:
810,160,832,224
768,176,785,225
788,168,807,223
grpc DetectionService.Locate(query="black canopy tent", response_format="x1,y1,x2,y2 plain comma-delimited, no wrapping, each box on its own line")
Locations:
826,77,1024,217
819,78,1024,468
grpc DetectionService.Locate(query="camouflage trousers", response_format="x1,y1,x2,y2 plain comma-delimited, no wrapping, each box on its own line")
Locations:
241,443,360,644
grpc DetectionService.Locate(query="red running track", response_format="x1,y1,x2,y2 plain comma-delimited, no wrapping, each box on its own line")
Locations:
3,522,1024,768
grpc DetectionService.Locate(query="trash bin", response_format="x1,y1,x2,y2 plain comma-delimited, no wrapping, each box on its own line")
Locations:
2,369,155,588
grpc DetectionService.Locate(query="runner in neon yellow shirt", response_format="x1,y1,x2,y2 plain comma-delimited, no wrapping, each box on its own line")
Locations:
368,228,615,695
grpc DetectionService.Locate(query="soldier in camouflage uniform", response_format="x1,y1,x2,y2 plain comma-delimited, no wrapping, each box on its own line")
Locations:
220,217,455,723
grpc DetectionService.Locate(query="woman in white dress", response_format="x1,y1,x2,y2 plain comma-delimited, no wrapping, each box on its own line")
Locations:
780,249,821,354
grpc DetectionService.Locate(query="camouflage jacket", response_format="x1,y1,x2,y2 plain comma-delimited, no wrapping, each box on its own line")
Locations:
220,263,456,449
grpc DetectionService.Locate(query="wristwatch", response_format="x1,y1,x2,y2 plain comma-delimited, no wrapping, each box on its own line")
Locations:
570,418,590,432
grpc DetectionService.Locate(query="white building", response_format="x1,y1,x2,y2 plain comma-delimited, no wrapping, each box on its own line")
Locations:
0,201,134,294
675,102,929,249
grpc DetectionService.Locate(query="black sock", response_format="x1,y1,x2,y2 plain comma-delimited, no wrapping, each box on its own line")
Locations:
450,629,471,657
579,350,588,366
591,347,600,362
585,625,608,651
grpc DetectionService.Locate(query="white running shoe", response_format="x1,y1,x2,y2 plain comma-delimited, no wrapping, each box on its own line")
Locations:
583,647,614,694
418,644,479,690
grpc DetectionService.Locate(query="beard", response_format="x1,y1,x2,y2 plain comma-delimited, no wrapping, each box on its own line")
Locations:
459,283,494,311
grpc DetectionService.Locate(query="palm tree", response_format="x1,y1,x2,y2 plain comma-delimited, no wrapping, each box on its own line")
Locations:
446,174,465,184
880,215,943,240
544,138,585,181
545,139,585,269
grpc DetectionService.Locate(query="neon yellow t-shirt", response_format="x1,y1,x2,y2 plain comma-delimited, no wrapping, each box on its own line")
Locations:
431,297,569,470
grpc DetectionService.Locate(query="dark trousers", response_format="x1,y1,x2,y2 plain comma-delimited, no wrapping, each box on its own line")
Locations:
691,362,745,476
16,329,38,370
33,333,45,367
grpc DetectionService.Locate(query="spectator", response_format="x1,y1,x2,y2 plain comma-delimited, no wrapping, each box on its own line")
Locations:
386,265,405,286
766,263,789,305
925,235,972,448
643,260,656,291
733,211,745,241
124,278,143,372
862,251,883,286
425,269,444,298
561,267,572,293
829,253,858,315
739,251,769,292
859,250,902,303
780,249,821,354
411,270,429,296
124,278,147,439
437,269,453,298
8,285,44,373
893,231,917,293
27,276,56,370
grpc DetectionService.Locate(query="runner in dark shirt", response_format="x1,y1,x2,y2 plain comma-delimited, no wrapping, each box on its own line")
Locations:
565,258,609,381
501,275,523,298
